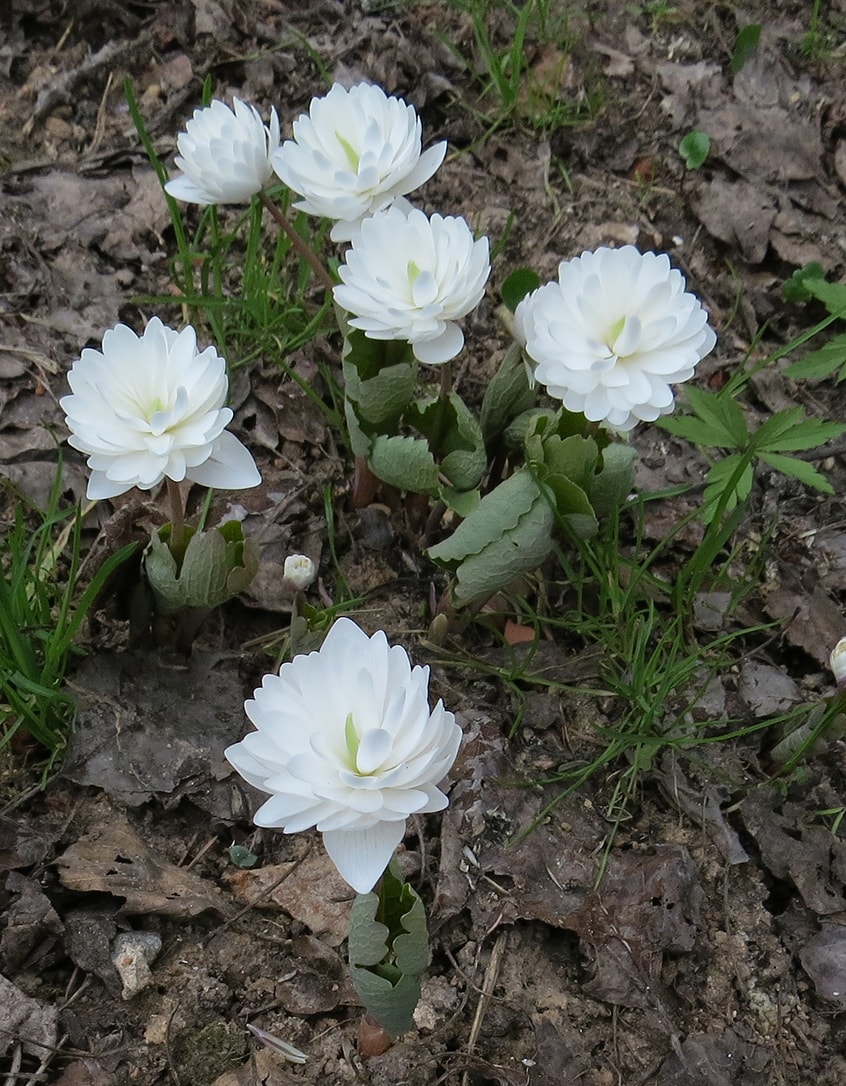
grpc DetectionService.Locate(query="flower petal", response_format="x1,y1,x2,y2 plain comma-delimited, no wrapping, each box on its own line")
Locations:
187,430,261,489
322,821,407,894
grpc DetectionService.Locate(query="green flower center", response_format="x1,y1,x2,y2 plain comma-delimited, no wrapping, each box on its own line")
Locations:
336,132,360,171
343,712,362,773
606,315,626,348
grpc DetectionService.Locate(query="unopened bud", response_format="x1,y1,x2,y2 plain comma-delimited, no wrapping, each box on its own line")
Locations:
283,553,316,590
831,637,846,688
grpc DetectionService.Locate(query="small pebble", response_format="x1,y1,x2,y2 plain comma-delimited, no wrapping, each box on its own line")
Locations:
111,932,162,1000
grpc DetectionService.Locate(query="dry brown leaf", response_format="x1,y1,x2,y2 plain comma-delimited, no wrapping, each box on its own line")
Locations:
224,848,352,945
55,821,232,918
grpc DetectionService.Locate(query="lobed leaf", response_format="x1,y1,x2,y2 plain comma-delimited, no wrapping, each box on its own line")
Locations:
752,409,845,452
701,455,753,524
428,470,555,606
409,393,487,491
684,387,748,447
785,334,846,381
757,451,835,493
369,434,440,494
348,868,429,1037
480,342,537,444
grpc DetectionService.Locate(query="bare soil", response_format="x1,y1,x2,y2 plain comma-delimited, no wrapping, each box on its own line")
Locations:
2,1,846,1084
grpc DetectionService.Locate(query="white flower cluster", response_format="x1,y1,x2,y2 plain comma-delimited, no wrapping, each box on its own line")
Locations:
57,79,722,900
162,83,489,365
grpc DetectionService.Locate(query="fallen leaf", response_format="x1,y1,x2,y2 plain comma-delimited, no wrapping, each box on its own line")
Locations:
0,972,58,1057
503,620,536,646
690,178,776,264
741,788,846,917
55,820,232,918
225,848,352,946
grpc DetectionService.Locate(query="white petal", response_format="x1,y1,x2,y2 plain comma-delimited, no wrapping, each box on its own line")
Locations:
61,315,256,500
519,246,716,429
186,430,261,490
356,728,393,774
412,323,464,364
164,174,216,205
322,821,406,894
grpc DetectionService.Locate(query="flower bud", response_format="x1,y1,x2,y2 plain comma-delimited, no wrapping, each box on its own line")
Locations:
283,554,316,590
831,637,846,688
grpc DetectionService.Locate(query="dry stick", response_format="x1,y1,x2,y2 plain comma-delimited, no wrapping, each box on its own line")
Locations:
25,32,152,132
258,192,335,294
23,1035,67,1086
460,930,509,1086
2,1043,22,1086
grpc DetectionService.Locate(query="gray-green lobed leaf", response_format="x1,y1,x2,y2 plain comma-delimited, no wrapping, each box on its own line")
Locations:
480,342,537,444
348,873,430,1037
427,470,555,606
369,434,440,494
144,523,258,615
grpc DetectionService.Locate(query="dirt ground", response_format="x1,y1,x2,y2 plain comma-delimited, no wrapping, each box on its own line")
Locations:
2,1,846,1083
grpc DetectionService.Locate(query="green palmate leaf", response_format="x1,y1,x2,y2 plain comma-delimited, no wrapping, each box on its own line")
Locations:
752,409,845,452
501,267,541,312
439,486,481,517
409,392,487,491
702,454,754,524
344,357,418,429
427,469,542,566
684,386,748,447
543,474,598,538
531,432,598,489
348,864,429,1037
344,398,372,457
757,451,835,493
427,470,555,606
658,413,737,448
350,971,422,1039
803,278,846,315
480,342,537,444
503,407,556,450
588,443,638,518
678,130,710,170
527,431,600,536
783,263,826,304
785,333,846,381
342,326,417,430
369,434,439,494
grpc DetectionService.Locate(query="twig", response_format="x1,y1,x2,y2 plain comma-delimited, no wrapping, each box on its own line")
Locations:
22,1035,67,1086
460,930,508,1086
165,1006,181,1086
258,191,335,294
2,1042,22,1086
25,32,152,132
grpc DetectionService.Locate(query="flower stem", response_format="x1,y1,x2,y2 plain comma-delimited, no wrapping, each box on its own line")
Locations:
166,477,186,558
428,360,453,457
259,191,335,294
